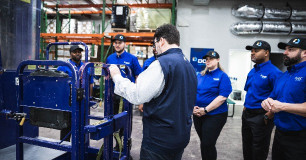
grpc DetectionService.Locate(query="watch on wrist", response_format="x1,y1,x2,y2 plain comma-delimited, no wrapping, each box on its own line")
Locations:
264,114,269,120
204,108,208,114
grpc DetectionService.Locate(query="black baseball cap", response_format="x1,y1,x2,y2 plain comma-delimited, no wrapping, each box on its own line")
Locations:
70,45,84,53
278,37,306,50
113,34,126,42
246,40,271,53
203,50,220,59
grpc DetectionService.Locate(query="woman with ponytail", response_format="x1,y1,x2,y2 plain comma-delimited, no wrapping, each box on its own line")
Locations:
193,50,232,160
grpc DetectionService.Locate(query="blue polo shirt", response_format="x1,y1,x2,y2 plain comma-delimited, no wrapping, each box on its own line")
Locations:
143,56,156,70
270,61,306,131
244,61,282,109
57,59,94,84
196,68,232,115
106,51,142,82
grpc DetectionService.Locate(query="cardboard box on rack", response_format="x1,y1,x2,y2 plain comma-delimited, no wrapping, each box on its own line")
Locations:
135,8,171,30
47,19,56,33
77,21,93,34
61,19,77,33
129,46,136,55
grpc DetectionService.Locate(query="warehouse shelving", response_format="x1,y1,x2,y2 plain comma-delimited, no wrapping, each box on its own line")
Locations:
41,0,176,98
41,33,155,45
40,1,176,59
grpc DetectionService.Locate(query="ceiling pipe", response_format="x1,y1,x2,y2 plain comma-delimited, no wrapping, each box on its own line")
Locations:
232,4,306,20
230,21,306,35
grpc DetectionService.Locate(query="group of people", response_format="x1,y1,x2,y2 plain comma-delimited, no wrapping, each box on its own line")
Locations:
58,23,305,160
242,38,306,160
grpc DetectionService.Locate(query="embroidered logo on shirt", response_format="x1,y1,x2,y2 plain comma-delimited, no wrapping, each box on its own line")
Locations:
213,78,220,81
124,61,130,65
295,77,303,81
260,74,267,79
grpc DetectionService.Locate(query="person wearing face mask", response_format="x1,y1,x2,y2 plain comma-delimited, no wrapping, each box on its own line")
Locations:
193,50,232,160
109,24,197,160
242,40,282,160
57,45,94,141
262,37,306,160
106,34,143,151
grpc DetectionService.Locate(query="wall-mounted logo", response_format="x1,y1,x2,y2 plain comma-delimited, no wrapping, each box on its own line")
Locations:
293,39,300,44
256,42,262,46
192,57,197,61
198,59,206,64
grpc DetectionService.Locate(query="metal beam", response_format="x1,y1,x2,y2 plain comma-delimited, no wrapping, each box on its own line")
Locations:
47,10,112,15
171,0,176,25
45,3,172,9
84,0,102,11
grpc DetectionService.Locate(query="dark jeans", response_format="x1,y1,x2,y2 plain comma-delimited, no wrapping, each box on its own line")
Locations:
193,112,228,160
140,145,184,160
272,129,306,160
242,108,274,160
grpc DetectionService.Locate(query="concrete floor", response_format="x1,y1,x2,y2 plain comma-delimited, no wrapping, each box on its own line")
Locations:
0,103,274,160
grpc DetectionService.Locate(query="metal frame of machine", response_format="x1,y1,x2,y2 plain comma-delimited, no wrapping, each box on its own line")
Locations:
13,42,132,160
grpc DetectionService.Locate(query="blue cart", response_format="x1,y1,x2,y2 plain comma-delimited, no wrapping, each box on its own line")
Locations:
13,42,132,160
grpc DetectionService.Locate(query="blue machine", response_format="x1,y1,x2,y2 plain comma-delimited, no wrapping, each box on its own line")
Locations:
0,0,41,149
3,42,133,160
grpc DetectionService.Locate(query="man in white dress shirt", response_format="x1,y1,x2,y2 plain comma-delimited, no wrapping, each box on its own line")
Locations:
109,24,197,160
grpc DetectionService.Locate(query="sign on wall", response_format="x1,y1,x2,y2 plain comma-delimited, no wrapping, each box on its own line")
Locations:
190,48,214,73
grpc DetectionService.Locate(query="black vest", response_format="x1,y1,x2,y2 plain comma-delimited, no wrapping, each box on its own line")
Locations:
142,48,197,154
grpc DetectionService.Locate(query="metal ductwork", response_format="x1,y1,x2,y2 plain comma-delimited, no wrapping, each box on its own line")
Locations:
292,9,306,20
193,0,210,6
230,21,306,35
232,4,306,20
